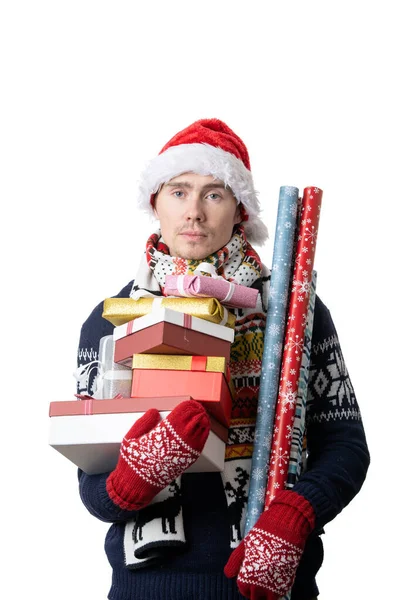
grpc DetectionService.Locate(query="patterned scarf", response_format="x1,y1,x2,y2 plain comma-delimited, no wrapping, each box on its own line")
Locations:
124,225,271,568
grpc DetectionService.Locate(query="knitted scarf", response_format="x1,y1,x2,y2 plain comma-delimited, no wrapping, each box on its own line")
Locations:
123,225,270,569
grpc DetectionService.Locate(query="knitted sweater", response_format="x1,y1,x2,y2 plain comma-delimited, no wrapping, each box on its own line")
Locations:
77,279,370,600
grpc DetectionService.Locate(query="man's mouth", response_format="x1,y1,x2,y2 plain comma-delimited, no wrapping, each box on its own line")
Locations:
180,231,207,239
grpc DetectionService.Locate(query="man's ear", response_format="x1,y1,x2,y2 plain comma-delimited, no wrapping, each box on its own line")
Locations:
152,193,159,218
234,203,242,225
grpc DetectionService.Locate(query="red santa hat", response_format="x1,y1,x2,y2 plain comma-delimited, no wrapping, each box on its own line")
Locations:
137,118,269,246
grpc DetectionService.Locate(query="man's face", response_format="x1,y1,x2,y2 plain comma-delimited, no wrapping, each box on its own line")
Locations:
153,173,241,259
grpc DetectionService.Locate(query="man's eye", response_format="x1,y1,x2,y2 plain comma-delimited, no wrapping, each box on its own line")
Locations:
207,193,221,200
173,190,184,198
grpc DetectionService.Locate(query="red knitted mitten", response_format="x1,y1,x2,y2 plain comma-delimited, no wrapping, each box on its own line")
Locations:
106,400,210,511
224,491,315,600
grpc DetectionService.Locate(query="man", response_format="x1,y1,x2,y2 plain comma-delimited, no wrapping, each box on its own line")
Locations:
76,118,370,600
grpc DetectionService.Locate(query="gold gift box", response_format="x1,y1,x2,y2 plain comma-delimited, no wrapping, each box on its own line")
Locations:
132,354,228,375
102,297,236,328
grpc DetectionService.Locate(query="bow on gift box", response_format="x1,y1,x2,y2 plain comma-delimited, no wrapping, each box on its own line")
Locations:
193,263,237,304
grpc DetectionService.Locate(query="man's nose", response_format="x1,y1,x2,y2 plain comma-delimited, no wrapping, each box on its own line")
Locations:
185,194,205,221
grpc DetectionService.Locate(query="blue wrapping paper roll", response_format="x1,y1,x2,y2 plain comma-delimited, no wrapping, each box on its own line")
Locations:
244,186,300,535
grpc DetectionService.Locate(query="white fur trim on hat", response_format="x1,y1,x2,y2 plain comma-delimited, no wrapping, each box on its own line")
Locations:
137,143,269,246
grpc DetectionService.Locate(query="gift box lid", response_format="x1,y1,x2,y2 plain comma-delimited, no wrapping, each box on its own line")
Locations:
114,321,232,366
113,306,235,343
49,394,228,441
103,296,235,328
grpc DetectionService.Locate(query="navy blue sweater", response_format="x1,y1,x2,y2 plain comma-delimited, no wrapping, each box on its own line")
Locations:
77,280,370,600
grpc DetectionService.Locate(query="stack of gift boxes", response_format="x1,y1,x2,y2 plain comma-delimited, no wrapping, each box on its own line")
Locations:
49,274,259,476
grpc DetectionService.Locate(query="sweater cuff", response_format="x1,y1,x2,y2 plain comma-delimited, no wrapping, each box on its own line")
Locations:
106,471,142,512
272,490,316,535
292,478,336,529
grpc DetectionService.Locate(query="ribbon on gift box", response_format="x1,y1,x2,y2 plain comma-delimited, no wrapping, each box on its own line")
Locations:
74,396,94,414
164,263,259,309
75,392,124,402
131,354,231,381
123,311,207,336
190,356,232,384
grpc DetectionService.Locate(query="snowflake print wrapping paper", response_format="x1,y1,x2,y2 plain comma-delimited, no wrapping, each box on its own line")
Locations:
286,270,317,489
245,186,300,534
265,187,323,507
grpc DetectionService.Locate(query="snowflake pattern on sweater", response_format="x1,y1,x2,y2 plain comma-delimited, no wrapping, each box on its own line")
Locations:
307,334,360,422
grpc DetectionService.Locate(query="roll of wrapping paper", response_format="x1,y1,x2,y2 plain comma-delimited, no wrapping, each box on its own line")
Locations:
265,186,323,508
244,186,300,535
286,269,317,488
279,279,317,600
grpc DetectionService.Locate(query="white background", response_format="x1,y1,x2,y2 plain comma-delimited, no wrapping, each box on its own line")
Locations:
1,1,398,598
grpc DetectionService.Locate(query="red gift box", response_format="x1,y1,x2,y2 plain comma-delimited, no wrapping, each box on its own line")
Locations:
114,321,232,366
131,370,233,427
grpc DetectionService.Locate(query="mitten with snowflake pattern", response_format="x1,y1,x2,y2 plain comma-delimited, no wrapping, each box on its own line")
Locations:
224,490,315,600
106,400,210,511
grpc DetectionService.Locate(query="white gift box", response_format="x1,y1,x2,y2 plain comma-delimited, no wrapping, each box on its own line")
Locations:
93,335,132,399
49,410,226,475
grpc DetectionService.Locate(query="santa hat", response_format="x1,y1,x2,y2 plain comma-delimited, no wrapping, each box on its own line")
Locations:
137,118,269,246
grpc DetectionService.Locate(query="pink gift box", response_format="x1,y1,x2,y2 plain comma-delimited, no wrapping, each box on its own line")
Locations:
164,274,259,308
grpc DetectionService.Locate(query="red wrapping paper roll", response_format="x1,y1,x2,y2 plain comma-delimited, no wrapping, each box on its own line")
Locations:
265,187,323,508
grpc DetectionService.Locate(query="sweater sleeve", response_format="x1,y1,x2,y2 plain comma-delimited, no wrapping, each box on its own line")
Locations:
78,469,138,523
76,281,139,523
293,295,370,530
